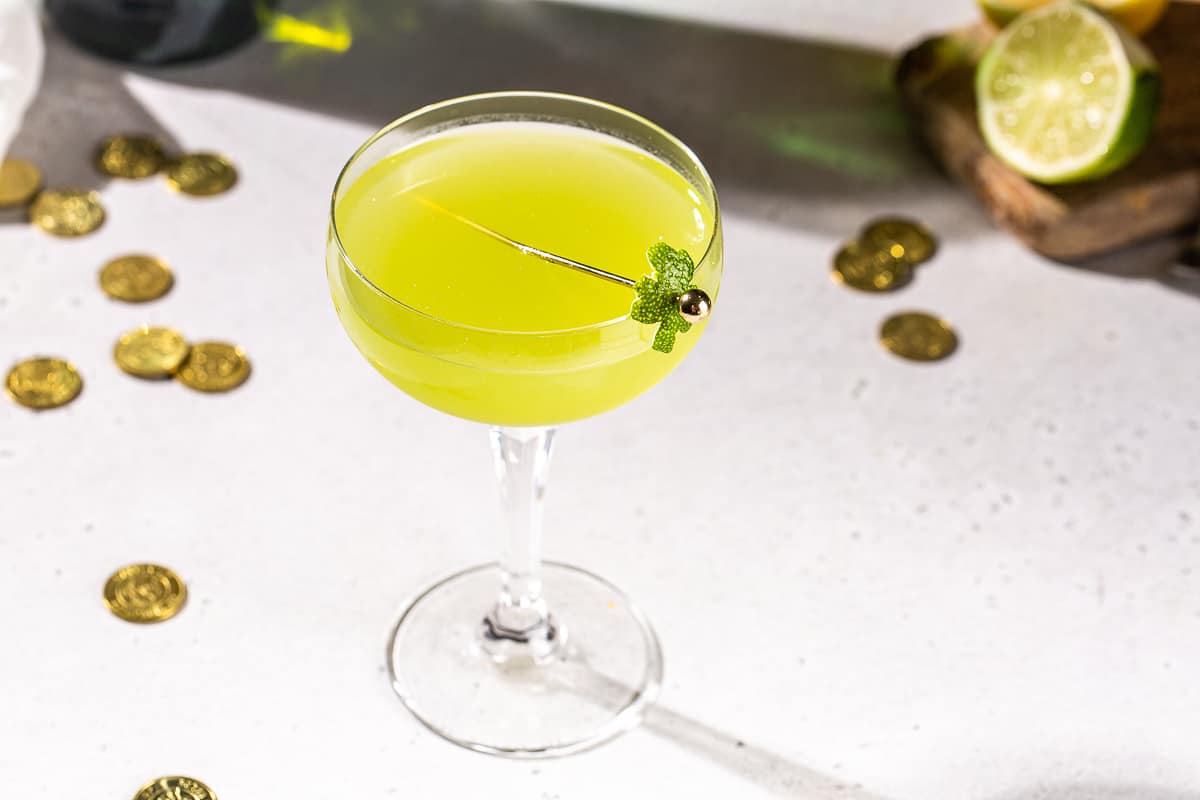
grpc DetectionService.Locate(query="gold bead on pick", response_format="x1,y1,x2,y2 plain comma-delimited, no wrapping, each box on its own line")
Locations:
677,288,712,323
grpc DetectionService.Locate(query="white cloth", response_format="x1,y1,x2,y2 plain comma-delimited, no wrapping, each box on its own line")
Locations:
0,0,42,160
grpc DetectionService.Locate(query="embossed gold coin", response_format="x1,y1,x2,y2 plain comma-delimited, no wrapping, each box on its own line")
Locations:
133,776,217,800
0,158,42,207
5,357,83,410
29,189,105,236
880,311,958,362
103,564,187,624
832,240,912,292
165,153,238,196
95,134,167,179
99,254,175,302
176,341,250,392
114,326,190,379
861,217,937,265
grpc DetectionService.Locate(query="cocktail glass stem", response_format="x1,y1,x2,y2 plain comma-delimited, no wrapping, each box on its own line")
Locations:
481,426,561,662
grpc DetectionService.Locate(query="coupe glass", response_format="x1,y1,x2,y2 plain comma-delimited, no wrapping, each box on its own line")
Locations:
326,92,723,757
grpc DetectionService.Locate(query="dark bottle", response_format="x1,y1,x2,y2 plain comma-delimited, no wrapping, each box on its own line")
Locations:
45,0,274,65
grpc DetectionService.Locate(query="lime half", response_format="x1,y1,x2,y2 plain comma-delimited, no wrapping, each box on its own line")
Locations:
976,1,1160,184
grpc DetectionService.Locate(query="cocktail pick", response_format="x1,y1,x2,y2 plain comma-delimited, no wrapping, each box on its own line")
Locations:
413,195,712,353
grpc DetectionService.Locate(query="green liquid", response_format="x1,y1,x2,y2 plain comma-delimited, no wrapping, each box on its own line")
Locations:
328,122,720,426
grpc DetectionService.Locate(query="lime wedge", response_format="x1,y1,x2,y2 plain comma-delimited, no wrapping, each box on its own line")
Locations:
976,1,1160,184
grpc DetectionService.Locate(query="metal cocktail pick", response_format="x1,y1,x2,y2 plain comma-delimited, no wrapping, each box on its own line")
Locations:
412,194,712,323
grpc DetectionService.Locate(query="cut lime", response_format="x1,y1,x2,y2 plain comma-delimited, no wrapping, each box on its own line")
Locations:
976,1,1160,184
979,0,1169,34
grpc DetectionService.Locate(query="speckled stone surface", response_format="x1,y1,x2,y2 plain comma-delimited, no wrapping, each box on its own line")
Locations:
1,3,1197,798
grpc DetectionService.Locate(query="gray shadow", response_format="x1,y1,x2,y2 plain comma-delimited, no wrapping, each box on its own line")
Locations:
1052,226,1200,299
1166,235,1200,295
545,655,888,798
127,0,991,240
988,783,1200,800
3,24,182,219
1,23,183,230
644,704,890,799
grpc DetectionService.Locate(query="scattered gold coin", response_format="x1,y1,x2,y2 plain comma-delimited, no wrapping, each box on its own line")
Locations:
114,326,190,379
99,254,175,302
95,134,167,179
0,158,43,207
103,564,187,624
165,153,238,196
29,189,105,236
133,776,216,800
861,217,937,265
880,311,958,362
5,357,83,410
176,341,251,392
832,241,912,292
133,776,217,800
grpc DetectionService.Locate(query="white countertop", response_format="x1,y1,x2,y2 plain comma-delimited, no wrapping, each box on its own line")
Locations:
2,2,1198,798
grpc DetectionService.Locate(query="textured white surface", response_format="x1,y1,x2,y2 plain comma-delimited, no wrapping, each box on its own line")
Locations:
2,3,1199,799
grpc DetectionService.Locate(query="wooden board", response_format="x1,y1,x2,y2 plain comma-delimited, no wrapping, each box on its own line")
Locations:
896,2,1200,261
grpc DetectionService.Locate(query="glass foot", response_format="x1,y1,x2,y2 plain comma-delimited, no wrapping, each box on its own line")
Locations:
387,562,663,758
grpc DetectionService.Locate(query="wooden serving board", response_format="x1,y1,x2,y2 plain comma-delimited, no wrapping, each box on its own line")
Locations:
896,1,1200,261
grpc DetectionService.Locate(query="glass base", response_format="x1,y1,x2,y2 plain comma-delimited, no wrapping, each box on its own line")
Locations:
387,562,663,758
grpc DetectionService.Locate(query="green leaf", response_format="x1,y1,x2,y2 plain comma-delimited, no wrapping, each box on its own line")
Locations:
647,242,696,292
653,313,692,353
631,243,700,354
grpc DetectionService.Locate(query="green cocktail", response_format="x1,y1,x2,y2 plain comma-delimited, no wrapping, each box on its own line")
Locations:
326,92,723,756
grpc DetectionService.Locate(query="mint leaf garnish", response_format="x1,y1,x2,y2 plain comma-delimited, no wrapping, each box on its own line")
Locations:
631,242,699,354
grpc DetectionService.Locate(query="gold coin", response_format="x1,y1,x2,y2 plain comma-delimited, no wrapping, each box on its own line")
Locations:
861,217,937,265
114,326,190,379
5,357,83,410
133,776,216,800
165,153,238,196
832,240,912,292
95,134,167,179
880,311,958,362
29,189,105,236
99,254,175,302
133,776,217,800
103,564,187,624
0,158,43,207
176,341,251,392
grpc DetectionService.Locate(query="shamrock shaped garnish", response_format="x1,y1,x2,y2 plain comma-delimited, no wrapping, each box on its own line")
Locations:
631,242,702,354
